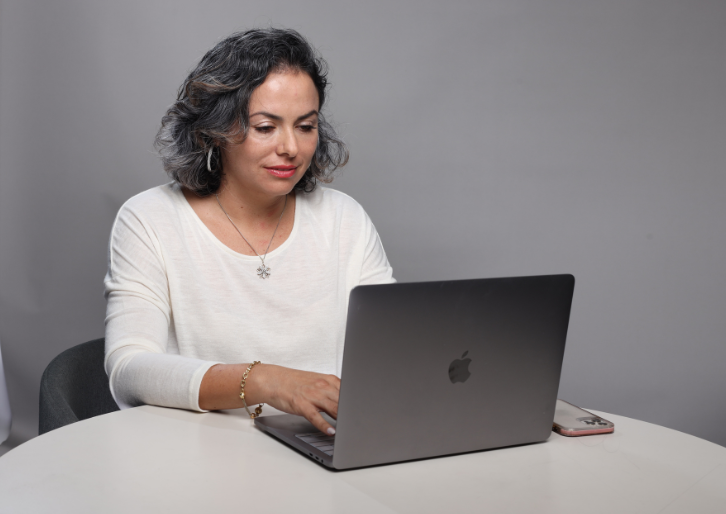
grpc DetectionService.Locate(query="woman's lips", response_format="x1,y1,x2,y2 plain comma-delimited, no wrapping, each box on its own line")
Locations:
265,166,297,178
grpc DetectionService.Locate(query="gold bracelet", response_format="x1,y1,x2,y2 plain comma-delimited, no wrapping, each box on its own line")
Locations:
239,361,263,419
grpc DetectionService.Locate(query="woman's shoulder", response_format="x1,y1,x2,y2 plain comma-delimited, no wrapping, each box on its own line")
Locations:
116,182,183,220
301,186,367,217
298,187,376,240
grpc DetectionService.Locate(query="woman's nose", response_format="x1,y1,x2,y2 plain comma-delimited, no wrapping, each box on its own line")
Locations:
276,127,298,157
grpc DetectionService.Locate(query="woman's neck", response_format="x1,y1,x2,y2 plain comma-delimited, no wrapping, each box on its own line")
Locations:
215,179,289,223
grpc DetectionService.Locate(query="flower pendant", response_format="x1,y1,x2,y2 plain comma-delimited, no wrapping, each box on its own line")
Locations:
257,264,271,279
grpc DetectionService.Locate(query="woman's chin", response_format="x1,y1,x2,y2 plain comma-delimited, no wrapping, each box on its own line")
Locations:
263,178,299,198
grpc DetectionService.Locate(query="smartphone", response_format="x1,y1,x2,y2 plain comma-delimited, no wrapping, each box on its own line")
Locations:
553,399,615,436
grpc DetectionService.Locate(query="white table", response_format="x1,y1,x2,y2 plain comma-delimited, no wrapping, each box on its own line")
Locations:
0,405,724,513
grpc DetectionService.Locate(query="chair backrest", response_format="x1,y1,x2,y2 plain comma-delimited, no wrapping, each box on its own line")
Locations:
39,338,119,435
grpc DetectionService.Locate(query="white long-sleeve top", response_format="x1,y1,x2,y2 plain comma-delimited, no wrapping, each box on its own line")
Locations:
104,183,394,411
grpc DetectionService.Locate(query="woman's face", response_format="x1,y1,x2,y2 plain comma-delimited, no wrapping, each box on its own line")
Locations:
221,70,320,200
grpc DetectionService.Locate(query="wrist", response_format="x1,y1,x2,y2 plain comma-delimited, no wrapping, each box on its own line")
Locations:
242,362,273,406
239,361,263,418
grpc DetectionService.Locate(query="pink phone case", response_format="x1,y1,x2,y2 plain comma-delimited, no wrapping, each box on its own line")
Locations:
553,399,614,437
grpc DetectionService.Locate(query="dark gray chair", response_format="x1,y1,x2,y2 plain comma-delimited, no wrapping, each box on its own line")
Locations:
39,338,119,434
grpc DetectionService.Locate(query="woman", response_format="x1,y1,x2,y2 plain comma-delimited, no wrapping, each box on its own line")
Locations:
104,28,394,436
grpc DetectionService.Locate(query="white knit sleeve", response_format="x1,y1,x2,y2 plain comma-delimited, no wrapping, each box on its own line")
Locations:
104,201,217,412
359,213,396,286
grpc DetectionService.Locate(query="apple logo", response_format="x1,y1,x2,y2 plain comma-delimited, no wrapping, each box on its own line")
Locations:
448,351,472,384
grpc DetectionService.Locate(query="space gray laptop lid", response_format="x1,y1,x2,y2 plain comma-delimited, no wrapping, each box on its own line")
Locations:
255,274,575,470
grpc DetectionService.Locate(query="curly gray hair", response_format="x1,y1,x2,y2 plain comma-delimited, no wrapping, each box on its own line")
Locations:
154,28,349,195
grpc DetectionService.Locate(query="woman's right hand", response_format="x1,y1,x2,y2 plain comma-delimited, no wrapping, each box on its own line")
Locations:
251,364,340,435
199,363,340,436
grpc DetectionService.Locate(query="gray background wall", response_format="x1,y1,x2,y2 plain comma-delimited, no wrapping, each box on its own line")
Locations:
0,0,724,450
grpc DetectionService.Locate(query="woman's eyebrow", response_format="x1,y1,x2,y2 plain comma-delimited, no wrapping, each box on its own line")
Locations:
249,110,319,122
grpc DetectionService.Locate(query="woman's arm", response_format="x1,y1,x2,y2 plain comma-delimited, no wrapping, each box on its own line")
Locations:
358,209,395,286
105,196,220,411
199,363,340,435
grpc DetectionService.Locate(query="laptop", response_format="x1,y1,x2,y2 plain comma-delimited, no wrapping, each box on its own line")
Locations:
255,274,575,470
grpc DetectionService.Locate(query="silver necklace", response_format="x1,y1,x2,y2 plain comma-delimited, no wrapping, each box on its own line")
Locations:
215,194,287,279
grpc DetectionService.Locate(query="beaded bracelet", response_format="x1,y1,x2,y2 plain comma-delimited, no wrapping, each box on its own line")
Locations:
240,361,264,419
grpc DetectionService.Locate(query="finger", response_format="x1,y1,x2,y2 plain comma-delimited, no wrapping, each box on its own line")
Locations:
322,384,339,405
321,378,340,418
307,382,339,419
315,396,339,420
305,408,336,436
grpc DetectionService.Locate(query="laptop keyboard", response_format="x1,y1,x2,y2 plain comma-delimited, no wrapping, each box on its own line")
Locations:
295,432,335,456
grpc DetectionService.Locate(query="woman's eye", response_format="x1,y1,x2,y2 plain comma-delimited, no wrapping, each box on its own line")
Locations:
254,126,274,134
299,124,317,132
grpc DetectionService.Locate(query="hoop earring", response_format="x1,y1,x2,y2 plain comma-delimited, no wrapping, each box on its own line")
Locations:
207,147,215,173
